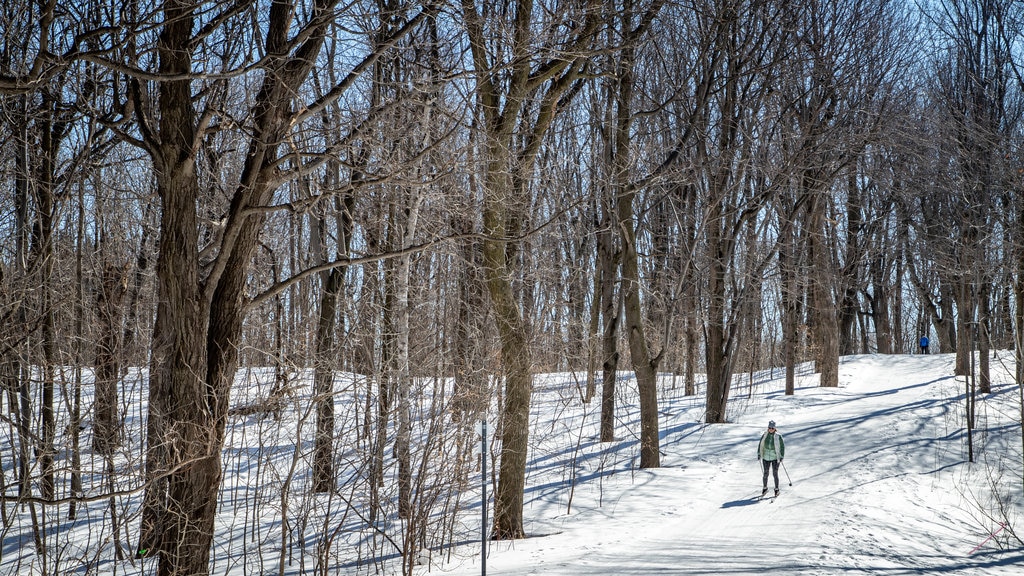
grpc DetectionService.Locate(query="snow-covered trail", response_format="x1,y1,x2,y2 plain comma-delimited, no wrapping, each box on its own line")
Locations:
435,354,1024,575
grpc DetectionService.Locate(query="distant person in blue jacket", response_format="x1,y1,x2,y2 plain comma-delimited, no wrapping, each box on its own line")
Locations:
919,336,929,354
758,420,785,497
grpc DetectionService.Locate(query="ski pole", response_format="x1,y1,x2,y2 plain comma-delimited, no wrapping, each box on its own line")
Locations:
781,460,792,486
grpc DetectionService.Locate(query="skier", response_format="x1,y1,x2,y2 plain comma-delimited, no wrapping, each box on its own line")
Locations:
919,336,929,354
758,420,785,497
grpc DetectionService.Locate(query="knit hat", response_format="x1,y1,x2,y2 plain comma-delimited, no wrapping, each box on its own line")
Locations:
768,420,776,428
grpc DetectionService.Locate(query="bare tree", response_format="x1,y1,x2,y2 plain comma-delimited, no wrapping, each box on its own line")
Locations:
606,0,668,464
780,0,910,387
460,0,602,538
125,2,432,573
929,0,1012,385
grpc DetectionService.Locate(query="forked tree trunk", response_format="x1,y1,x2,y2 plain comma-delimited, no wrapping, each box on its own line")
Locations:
461,0,601,539
138,2,344,573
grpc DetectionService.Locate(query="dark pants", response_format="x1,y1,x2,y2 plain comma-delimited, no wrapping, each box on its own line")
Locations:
762,459,780,490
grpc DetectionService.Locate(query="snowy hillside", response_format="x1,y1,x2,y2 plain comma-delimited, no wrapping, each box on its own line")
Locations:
436,353,1024,575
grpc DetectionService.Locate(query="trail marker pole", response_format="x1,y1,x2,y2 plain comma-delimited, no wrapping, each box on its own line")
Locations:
480,419,487,576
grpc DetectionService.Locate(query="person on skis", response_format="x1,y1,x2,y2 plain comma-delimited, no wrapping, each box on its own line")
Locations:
758,420,785,496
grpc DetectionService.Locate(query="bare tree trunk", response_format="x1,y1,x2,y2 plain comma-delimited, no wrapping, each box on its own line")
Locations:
451,222,487,419
807,189,839,388
11,95,36,534
484,226,532,539
620,235,661,467
869,255,894,354
598,213,620,442
779,205,800,396
680,185,698,397
1015,242,1024,386
69,180,86,522
614,34,662,461
93,262,127,454
979,279,991,393
310,157,354,492
138,2,346,572
955,278,973,376
460,0,601,539
839,170,863,355
395,190,423,519
585,245,601,404
311,259,342,493
705,203,733,421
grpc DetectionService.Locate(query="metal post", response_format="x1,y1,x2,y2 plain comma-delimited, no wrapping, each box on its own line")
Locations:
481,419,487,576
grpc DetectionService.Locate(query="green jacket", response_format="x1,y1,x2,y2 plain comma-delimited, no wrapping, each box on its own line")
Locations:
758,432,785,461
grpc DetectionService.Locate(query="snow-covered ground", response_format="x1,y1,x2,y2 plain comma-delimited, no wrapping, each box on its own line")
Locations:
436,353,1024,575
2,353,1023,575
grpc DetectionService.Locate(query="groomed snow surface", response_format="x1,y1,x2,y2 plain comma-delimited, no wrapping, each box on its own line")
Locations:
437,353,1024,575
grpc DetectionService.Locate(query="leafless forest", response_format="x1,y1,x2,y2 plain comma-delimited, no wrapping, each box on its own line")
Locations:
2,0,1024,574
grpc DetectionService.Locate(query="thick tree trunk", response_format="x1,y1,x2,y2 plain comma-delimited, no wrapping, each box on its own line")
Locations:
136,6,213,571
137,163,211,573
139,2,340,572
704,174,738,419
779,200,801,396
705,239,732,422
937,284,958,354
839,172,863,356
484,230,532,540
478,135,534,538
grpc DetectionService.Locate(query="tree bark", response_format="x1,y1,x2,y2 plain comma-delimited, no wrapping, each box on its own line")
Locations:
311,259,342,493
460,0,601,539
807,188,839,388
94,262,127,454
138,2,344,572
598,212,620,442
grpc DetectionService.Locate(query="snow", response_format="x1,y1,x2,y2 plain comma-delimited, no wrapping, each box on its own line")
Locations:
435,353,1024,575
2,353,1023,575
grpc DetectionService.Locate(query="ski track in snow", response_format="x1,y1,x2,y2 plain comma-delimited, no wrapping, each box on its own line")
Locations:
437,354,1024,576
